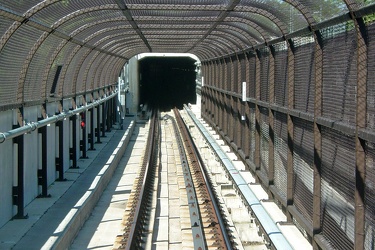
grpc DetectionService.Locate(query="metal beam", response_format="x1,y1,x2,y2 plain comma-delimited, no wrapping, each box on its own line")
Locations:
114,0,152,52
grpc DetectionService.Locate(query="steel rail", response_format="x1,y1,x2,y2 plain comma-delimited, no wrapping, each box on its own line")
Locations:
114,110,159,249
173,108,233,249
164,112,207,249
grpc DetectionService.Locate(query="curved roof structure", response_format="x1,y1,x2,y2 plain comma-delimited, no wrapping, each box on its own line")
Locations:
0,0,374,109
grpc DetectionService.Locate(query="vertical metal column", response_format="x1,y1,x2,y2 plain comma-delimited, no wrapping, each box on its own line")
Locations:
225,94,229,137
313,30,324,249
96,105,101,143
89,108,95,150
353,16,367,250
268,45,276,188
215,89,219,128
112,97,117,126
254,49,261,172
287,39,296,220
240,101,245,154
56,120,65,181
70,114,78,168
244,53,251,159
81,111,88,159
237,97,242,151
13,131,27,219
37,123,49,197
229,96,234,142
237,55,244,151
244,102,250,159
106,98,112,132
101,102,106,137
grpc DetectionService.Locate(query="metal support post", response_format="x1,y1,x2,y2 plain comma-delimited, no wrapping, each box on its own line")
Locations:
70,114,78,168
312,30,323,249
113,97,117,126
56,120,66,181
268,45,275,189
80,111,88,159
96,106,101,143
12,132,27,219
37,124,50,197
106,100,111,132
89,108,95,150
101,103,106,137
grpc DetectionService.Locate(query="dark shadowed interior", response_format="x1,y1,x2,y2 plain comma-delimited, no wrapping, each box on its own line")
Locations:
139,57,197,111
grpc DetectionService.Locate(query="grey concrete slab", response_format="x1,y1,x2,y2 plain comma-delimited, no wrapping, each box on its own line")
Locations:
153,217,169,242
158,197,169,217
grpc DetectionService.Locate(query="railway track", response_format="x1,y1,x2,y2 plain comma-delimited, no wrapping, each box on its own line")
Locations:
113,108,234,249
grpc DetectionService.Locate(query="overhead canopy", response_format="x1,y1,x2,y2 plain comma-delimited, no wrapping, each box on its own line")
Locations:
0,0,373,108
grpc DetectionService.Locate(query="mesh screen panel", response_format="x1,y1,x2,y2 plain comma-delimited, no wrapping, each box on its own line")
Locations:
96,54,114,87
240,102,246,151
293,117,314,224
58,10,126,35
47,42,77,97
248,54,256,98
0,25,43,105
294,36,315,113
109,58,124,84
321,127,355,249
0,1,39,14
24,35,62,102
62,46,90,96
274,42,288,106
274,111,288,201
367,22,375,130
232,58,238,93
31,1,117,27
248,102,256,162
229,97,235,140
86,52,106,91
236,2,286,36
259,48,269,102
76,50,98,93
260,107,269,178
239,54,246,83
321,24,357,125
74,25,135,44
233,98,239,146
297,0,348,22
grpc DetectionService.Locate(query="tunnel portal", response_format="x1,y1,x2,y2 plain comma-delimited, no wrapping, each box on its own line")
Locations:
139,57,197,111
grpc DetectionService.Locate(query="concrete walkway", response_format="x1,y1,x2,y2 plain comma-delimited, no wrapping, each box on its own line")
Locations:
0,118,135,250
70,119,149,249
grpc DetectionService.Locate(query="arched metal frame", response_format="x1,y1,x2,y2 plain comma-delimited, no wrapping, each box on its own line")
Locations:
0,1,375,249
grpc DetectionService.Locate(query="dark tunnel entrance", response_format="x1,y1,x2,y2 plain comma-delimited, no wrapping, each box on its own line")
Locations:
139,56,197,111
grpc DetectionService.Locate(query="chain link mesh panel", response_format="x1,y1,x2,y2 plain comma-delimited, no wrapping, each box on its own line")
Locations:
274,111,288,201
260,107,269,179
294,35,315,113
293,117,314,224
0,25,43,104
367,22,375,130
24,34,62,102
259,48,270,102
321,127,355,249
274,42,288,106
321,23,357,126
